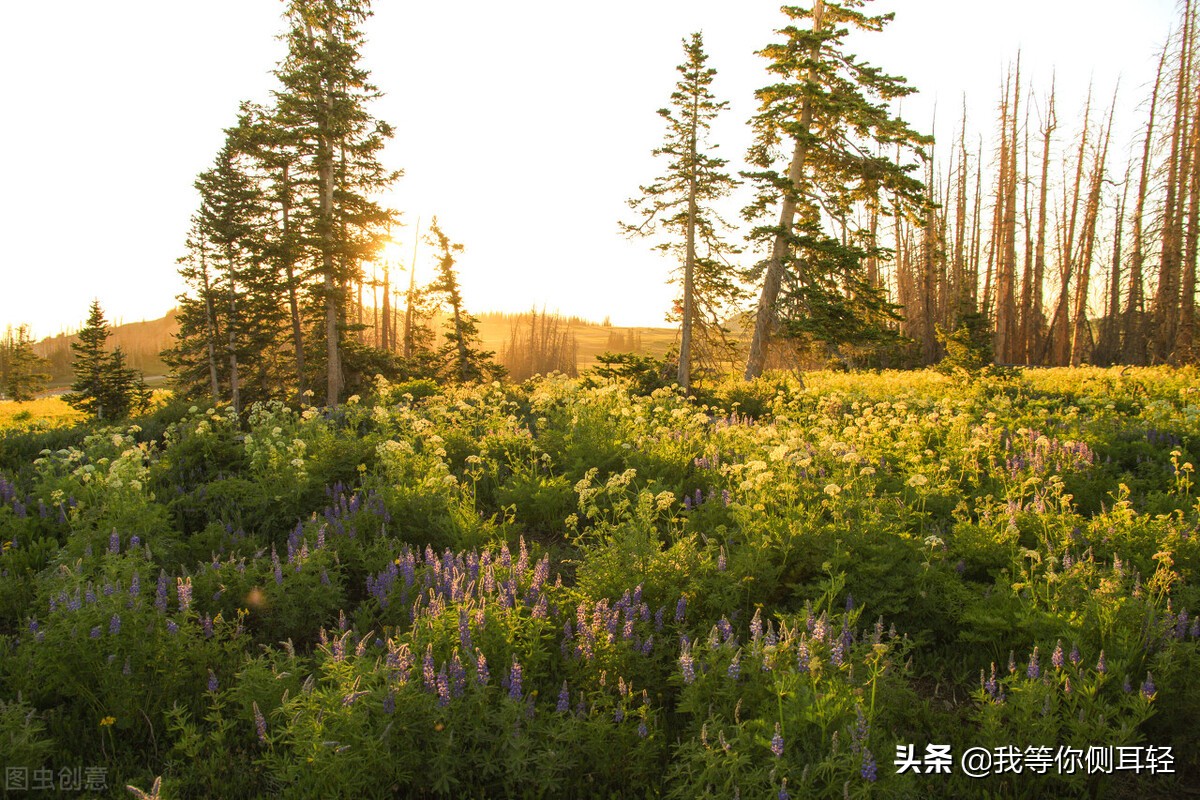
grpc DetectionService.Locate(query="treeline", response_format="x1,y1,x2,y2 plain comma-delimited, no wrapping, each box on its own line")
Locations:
621,1,1200,378
159,0,1200,405
164,0,476,411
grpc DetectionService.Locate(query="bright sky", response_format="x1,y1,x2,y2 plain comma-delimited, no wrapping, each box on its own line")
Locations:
0,0,1175,339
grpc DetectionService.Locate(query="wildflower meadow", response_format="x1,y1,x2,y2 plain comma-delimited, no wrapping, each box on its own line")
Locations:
1,367,1198,797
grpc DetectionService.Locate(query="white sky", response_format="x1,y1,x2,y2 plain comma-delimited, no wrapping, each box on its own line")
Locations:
0,0,1176,338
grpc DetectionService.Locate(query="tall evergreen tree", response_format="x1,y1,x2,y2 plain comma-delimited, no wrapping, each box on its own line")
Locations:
622,32,743,391
1,325,50,401
165,222,224,402
426,218,502,384
742,0,930,378
274,0,400,404
64,302,147,421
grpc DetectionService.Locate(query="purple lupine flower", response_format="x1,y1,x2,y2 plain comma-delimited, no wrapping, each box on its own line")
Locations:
679,649,695,685
177,577,192,615
208,670,219,692
1027,647,1040,679
459,609,472,652
109,614,121,635
383,691,396,714
717,617,734,644
166,620,178,634
507,656,523,700
108,531,120,555
253,702,267,742
475,649,489,686
1123,677,1133,693
449,651,466,698
1051,640,1064,670
201,615,214,639
1069,643,1081,666
130,535,140,549
861,748,878,782
654,606,665,631
797,637,810,673
1097,650,1107,674
128,572,140,604
674,595,687,624
422,645,436,692
984,663,998,699
1141,672,1156,698
638,721,648,738
778,780,789,800
85,585,97,605
727,653,740,680
813,612,828,643
614,706,624,723
750,609,763,643
90,626,101,639
557,681,570,713
770,723,784,757
831,638,845,667
436,667,451,706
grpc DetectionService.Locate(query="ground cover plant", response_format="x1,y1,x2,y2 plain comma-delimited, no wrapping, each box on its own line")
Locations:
0,366,1198,798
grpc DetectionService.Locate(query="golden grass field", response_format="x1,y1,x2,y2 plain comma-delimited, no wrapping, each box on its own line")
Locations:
0,397,85,430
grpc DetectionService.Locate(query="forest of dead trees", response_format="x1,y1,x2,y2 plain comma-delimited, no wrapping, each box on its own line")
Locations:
887,0,1200,368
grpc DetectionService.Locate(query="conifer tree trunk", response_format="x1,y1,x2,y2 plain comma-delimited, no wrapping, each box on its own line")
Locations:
1031,85,1055,364
1178,76,1200,359
1018,104,1035,363
1098,175,1128,362
1154,5,1193,361
995,64,1020,364
1124,51,1165,363
281,163,307,401
679,90,699,391
198,244,221,400
745,0,824,380
1070,96,1115,365
1047,90,1091,365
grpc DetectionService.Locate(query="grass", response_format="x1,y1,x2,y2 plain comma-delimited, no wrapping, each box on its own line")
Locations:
0,396,84,430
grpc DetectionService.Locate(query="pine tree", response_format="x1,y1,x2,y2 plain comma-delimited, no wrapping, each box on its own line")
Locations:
622,32,743,390
274,0,400,404
426,218,502,384
742,0,930,378
165,222,224,401
64,301,147,421
2,325,50,401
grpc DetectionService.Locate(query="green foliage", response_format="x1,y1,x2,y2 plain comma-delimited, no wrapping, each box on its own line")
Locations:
742,1,931,366
0,367,1198,795
622,32,745,388
63,302,150,422
936,309,994,374
588,351,677,396
1,325,51,401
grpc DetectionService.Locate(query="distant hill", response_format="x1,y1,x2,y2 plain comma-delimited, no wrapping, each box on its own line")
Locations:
31,309,678,386
34,311,177,388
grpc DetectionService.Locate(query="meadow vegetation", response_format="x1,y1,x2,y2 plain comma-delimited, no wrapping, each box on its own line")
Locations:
0,366,1197,797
